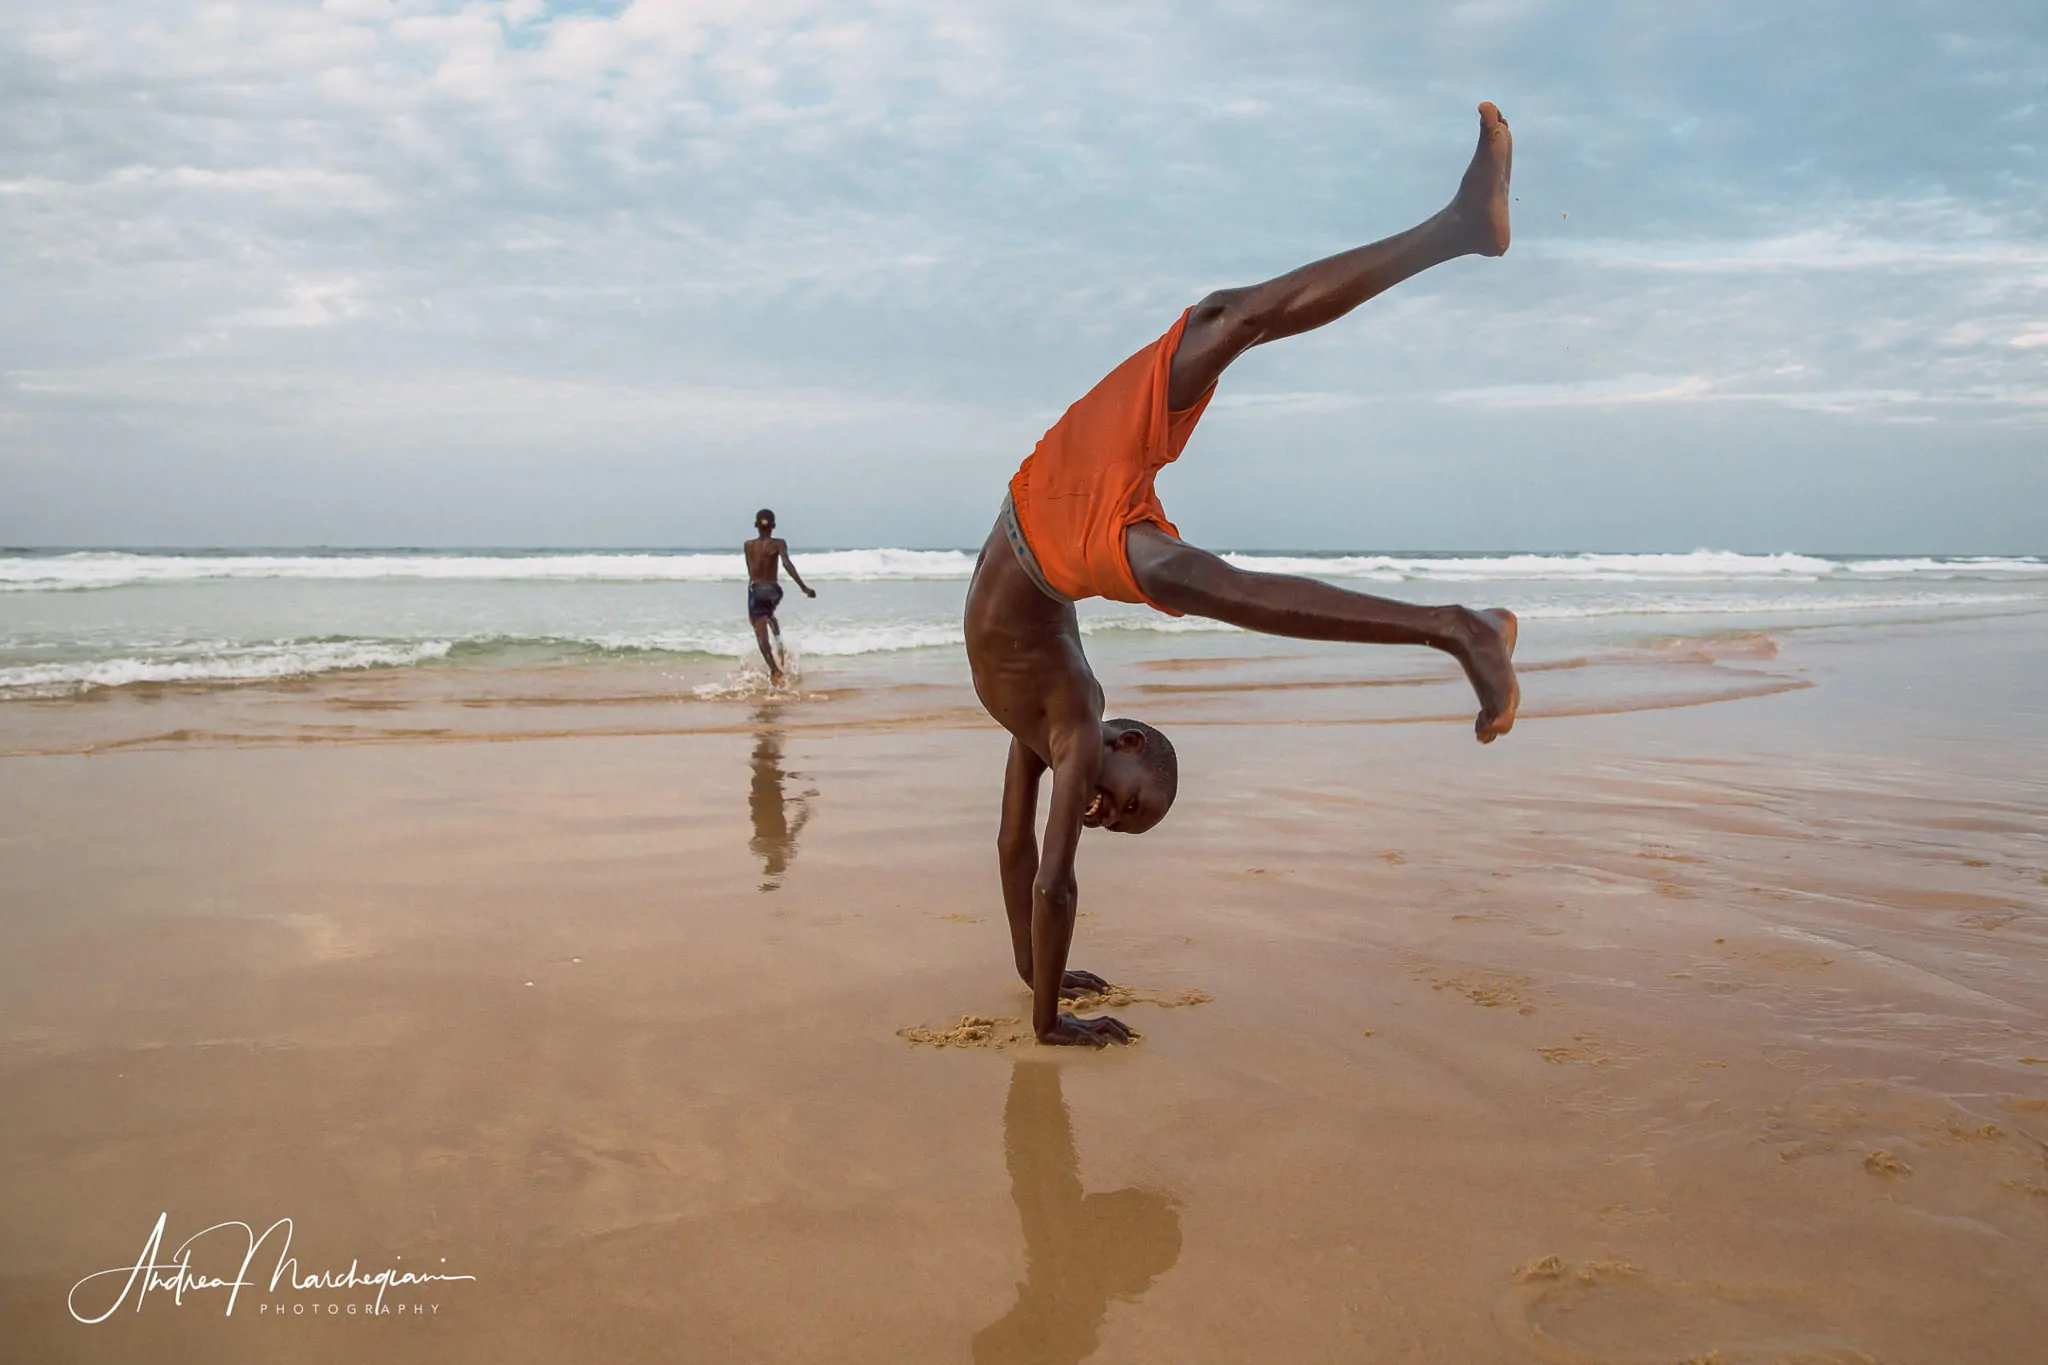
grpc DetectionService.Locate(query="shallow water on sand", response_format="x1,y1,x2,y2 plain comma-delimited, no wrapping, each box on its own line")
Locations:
0,610,2043,1363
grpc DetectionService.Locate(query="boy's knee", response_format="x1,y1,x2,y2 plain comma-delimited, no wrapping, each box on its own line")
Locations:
1191,288,1264,348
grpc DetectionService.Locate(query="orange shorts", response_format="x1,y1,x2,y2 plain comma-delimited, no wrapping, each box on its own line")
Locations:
1007,309,1215,615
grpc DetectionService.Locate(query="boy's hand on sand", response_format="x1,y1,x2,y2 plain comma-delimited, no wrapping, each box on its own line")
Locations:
1039,1013,1137,1047
1058,969,1112,996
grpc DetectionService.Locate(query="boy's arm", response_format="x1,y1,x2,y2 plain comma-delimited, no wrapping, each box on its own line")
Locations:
997,740,1045,987
999,742,1114,998
1030,759,1135,1047
778,542,816,597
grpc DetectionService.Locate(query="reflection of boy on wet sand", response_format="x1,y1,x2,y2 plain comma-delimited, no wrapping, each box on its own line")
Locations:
966,105,1522,1047
745,508,816,684
748,708,815,892
972,1064,1180,1365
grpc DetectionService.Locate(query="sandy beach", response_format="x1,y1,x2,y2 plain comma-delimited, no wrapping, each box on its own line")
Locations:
2,608,2045,1363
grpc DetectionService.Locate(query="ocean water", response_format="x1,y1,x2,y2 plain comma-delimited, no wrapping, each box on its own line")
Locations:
2,548,2044,698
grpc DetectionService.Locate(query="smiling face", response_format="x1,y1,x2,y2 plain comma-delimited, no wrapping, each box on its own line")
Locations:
1080,720,1177,835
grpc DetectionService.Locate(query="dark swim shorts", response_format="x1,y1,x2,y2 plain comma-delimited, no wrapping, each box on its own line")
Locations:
747,581,785,623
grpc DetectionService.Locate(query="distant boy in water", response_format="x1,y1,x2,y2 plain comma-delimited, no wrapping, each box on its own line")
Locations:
745,509,815,684
965,104,1522,1047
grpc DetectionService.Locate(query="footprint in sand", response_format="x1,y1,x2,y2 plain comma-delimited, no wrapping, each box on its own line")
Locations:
1494,1256,1874,1365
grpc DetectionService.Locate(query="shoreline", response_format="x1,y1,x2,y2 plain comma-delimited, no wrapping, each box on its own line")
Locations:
6,548,2044,706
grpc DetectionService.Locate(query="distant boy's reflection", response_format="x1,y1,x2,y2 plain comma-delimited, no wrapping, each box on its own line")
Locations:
972,1063,1181,1365
748,706,814,891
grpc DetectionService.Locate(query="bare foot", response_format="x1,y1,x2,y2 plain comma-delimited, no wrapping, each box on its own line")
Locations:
1449,101,1512,257
1459,607,1519,742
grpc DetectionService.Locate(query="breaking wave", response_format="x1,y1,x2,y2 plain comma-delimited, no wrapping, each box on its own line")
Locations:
5,548,2044,592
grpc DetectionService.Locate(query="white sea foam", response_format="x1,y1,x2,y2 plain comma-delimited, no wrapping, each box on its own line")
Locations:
0,549,981,591
569,622,966,657
1843,556,2048,575
1212,550,2019,581
1081,615,1243,635
1076,586,2048,629
1514,591,2045,621
0,640,454,695
4,548,2043,592
0,625,967,695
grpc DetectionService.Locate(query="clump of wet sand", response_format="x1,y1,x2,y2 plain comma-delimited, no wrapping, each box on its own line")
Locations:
1429,971,1537,1013
898,1015,1032,1049
1535,1033,1609,1066
1061,985,1211,1012
898,984,1210,1048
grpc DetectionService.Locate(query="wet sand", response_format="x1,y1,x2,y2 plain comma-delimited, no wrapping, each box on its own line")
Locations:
2,613,2045,1363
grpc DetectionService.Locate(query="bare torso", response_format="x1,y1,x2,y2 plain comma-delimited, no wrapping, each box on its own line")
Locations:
965,521,1104,773
744,536,787,584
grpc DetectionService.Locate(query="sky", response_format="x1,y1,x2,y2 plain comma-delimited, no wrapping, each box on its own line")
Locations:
1,0,2044,552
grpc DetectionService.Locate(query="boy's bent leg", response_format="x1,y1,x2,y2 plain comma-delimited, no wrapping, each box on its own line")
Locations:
1127,525,1519,741
1167,102,1512,410
752,618,781,678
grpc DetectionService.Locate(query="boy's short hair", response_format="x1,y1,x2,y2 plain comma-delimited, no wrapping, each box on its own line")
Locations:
1106,717,1178,815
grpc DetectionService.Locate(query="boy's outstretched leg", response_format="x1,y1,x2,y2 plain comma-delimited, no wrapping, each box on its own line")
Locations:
1127,528,1520,741
1166,102,1512,409
1128,101,1519,740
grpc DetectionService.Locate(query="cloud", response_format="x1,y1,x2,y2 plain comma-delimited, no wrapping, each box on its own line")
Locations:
1537,225,2048,274
1209,390,1371,417
3,1,2046,546
1437,372,2048,422
1440,374,1712,408
214,281,368,329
